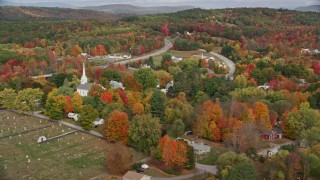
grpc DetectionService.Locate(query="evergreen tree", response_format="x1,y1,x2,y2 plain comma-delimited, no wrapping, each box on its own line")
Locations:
150,90,166,122
170,119,185,138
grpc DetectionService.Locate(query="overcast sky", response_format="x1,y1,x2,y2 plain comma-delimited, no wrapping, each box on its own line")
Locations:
4,0,320,9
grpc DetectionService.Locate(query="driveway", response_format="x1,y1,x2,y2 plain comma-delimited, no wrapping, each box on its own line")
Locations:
151,164,217,180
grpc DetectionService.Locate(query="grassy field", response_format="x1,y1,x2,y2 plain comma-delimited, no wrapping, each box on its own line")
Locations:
0,110,146,180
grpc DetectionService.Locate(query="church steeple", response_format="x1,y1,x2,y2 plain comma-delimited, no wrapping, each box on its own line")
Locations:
80,63,88,84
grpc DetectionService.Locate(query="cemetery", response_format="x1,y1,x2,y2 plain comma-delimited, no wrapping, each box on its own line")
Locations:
0,110,146,179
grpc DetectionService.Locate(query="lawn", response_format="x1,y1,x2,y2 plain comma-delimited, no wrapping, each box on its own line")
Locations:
143,168,173,178
197,149,220,165
0,110,146,180
195,140,227,166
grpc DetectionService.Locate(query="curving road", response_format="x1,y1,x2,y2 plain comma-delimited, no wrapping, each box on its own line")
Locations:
115,39,173,65
151,164,217,180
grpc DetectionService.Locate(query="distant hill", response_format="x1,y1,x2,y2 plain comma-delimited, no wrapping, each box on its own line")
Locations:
295,5,320,12
81,4,195,14
0,6,118,20
0,0,74,8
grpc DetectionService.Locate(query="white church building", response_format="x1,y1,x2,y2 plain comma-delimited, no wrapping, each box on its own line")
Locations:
77,63,93,97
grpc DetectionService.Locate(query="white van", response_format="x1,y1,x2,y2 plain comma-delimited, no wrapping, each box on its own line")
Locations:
67,113,79,121
93,118,105,127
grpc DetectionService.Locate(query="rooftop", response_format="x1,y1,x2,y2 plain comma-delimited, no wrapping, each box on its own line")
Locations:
77,83,94,90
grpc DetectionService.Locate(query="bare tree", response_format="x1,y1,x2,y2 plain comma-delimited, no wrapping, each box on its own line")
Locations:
106,142,133,175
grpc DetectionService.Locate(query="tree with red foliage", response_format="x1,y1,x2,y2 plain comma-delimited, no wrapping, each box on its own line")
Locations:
160,25,170,36
24,41,35,48
117,88,128,106
94,68,103,81
100,92,113,104
64,96,73,113
313,63,320,74
245,64,255,76
104,110,129,143
139,45,145,55
158,135,188,170
96,44,107,55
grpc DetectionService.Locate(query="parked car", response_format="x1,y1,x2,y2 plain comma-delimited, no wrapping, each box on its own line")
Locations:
136,168,145,173
93,118,105,127
67,113,79,121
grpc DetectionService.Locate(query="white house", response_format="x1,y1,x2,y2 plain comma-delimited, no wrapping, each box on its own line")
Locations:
172,56,183,63
109,80,125,90
161,81,174,94
187,141,211,155
176,137,211,155
77,63,93,97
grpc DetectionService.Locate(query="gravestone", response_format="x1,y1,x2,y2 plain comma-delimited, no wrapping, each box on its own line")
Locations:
37,136,47,143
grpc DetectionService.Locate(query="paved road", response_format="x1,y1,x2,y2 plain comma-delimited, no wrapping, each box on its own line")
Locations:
209,52,235,80
151,164,217,180
195,163,217,175
115,39,173,65
59,121,105,138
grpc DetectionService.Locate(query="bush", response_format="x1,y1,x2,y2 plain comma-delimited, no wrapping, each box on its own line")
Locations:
279,144,295,152
259,155,265,163
131,162,143,170
162,168,180,175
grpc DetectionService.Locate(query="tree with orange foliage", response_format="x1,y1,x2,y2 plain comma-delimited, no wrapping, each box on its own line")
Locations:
132,103,144,115
253,102,272,131
100,92,113,104
71,45,82,57
104,110,129,143
158,135,188,170
193,100,224,141
122,73,143,92
71,92,82,113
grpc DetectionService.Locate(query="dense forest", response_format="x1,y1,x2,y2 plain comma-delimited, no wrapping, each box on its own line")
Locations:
0,7,320,179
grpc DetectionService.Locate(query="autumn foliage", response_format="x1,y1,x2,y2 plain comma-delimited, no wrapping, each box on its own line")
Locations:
104,110,129,143
193,101,225,141
64,96,73,113
158,135,188,170
100,92,113,104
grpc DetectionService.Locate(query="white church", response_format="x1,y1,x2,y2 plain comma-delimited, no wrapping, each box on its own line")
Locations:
77,63,93,97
